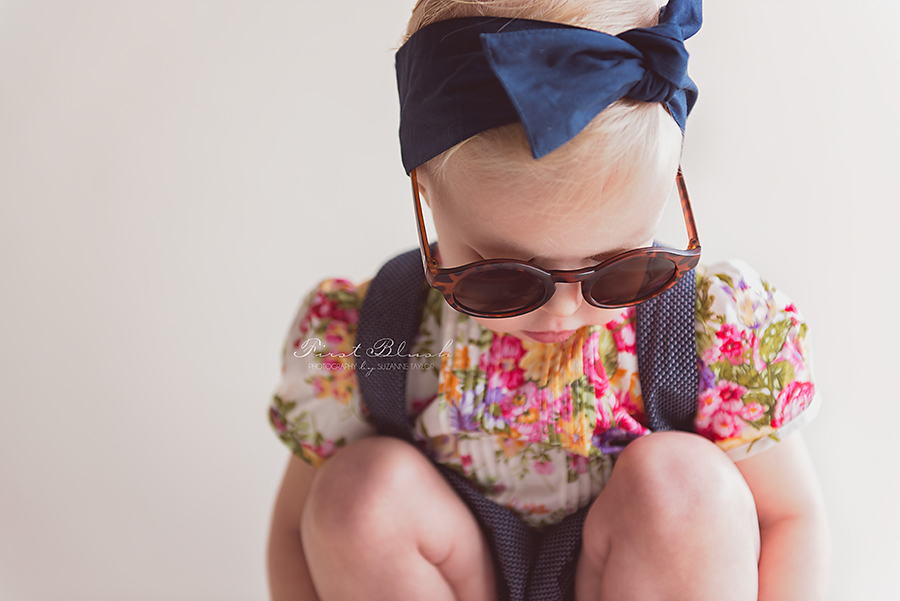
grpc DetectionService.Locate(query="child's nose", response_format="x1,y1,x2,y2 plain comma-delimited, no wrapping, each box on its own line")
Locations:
541,282,583,318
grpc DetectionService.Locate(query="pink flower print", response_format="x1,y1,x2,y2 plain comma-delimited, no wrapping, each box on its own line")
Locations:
533,459,555,475
696,381,744,435
741,402,766,422
460,455,474,472
612,371,643,419
784,303,797,313
300,440,337,464
772,381,815,428
316,440,337,457
718,397,744,416
711,411,741,439
307,280,358,325
775,328,807,374
749,331,768,374
482,334,526,390
548,385,574,425
582,331,611,395
595,400,613,431
269,407,287,433
568,453,590,475
717,380,747,405
508,389,544,441
701,342,722,366
610,403,649,436
697,388,722,421
323,319,349,347
606,311,637,355
716,324,746,363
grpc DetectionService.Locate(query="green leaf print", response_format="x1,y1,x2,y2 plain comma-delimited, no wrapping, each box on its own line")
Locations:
769,360,796,392
716,359,735,382
472,326,494,349
331,287,362,309
695,329,716,358
423,287,445,328
759,319,793,363
272,394,297,416
730,362,766,390
713,273,736,293
744,391,773,410
280,433,303,456
695,273,716,328
599,328,619,378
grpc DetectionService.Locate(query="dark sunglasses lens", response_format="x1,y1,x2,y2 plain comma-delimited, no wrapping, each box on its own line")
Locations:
454,268,546,314
589,255,676,305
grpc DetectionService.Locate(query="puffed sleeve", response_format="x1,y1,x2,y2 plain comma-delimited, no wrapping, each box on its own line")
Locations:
693,261,821,460
268,278,377,467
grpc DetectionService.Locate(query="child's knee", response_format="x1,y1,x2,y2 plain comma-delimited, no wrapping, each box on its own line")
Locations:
611,431,757,528
303,435,426,537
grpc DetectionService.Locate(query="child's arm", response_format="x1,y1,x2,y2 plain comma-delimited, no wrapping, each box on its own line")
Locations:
735,432,831,601
267,454,321,601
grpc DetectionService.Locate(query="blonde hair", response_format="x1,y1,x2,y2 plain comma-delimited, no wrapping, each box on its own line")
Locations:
404,0,684,206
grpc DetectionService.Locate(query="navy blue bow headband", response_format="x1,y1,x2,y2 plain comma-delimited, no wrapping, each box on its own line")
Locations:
396,0,702,174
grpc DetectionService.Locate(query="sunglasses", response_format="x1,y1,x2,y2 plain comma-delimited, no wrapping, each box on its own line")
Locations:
411,167,701,319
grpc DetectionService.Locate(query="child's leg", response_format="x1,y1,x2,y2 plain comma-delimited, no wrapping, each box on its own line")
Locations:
574,431,760,601
301,436,497,601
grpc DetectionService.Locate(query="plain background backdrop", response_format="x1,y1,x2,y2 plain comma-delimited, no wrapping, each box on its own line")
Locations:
1,0,898,599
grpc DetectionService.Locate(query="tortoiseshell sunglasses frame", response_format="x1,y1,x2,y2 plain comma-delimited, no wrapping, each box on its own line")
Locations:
411,167,702,318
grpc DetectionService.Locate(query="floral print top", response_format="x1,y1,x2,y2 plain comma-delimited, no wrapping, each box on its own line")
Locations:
269,260,820,528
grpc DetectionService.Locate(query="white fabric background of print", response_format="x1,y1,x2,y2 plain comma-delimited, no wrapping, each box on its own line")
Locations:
0,1,897,600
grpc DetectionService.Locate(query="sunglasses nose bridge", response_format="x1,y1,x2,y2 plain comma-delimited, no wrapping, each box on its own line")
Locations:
546,270,594,285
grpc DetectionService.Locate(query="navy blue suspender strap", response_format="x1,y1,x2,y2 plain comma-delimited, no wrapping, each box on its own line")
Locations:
356,246,698,601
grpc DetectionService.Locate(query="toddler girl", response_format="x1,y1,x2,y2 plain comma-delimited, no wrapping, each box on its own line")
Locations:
266,0,830,600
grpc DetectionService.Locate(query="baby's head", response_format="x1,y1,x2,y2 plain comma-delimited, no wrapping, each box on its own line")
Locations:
401,0,693,342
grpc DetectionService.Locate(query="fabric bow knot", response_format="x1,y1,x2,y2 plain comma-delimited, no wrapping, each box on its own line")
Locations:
395,0,702,173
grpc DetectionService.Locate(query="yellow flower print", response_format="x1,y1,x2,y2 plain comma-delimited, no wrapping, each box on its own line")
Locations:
517,502,551,515
518,407,540,424
453,345,471,370
312,368,356,405
717,424,776,452
520,329,588,397
324,320,354,354
498,436,527,459
557,412,593,457
438,353,462,406
430,434,460,463
299,445,327,468
609,367,630,393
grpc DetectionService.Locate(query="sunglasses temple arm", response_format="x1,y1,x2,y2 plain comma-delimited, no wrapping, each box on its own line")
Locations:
411,169,435,267
676,168,701,250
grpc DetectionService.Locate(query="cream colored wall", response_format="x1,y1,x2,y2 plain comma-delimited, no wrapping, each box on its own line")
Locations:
0,1,897,599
